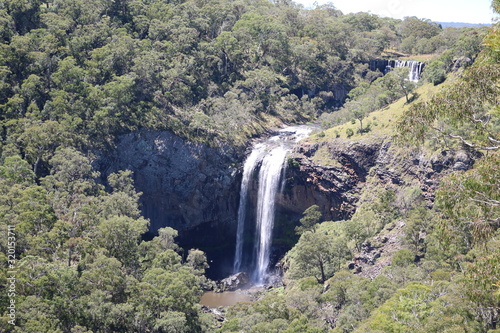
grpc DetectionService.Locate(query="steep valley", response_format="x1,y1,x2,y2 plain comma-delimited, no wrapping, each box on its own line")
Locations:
94,96,475,281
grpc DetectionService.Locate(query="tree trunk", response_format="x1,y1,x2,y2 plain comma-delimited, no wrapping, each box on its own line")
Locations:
318,258,326,283
33,155,41,176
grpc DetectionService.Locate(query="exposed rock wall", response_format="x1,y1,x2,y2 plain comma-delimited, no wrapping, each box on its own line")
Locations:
282,137,476,224
95,130,251,278
280,136,477,278
95,130,243,256
279,140,383,222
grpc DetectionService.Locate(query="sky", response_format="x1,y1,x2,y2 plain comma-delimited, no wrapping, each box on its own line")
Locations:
293,0,497,24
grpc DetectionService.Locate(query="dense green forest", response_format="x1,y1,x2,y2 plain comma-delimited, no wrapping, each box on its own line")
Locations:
0,0,499,332
0,0,487,154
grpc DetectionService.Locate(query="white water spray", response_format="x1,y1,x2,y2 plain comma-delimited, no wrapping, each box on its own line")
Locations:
253,146,288,283
233,145,264,273
395,60,425,82
232,126,313,283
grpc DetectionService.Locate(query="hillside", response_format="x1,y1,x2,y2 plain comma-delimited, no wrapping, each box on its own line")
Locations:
312,82,440,142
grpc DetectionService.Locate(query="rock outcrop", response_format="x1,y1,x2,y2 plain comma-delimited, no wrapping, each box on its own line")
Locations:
278,139,383,222
282,137,476,224
348,220,407,279
218,272,250,291
451,56,473,72
283,136,477,278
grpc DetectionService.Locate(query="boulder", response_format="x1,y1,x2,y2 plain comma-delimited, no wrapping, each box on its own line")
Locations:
219,272,250,291
451,56,473,72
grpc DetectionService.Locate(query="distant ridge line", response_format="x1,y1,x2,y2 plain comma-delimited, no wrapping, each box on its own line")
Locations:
435,21,492,28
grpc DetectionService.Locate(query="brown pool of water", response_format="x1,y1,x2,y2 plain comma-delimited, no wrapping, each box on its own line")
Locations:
200,291,252,308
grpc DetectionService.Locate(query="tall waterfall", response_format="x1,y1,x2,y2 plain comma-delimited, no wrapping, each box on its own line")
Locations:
253,146,288,283
233,126,312,284
233,145,264,273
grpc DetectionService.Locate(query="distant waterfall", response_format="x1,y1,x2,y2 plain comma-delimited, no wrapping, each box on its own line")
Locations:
233,145,264,273
253,146,288,283
369,59,425,82
232,126,313,284
394,60,425,82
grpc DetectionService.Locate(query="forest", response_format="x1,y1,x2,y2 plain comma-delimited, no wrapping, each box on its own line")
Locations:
0,0,499,332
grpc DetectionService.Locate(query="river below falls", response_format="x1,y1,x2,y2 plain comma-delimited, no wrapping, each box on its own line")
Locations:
200,291,253,307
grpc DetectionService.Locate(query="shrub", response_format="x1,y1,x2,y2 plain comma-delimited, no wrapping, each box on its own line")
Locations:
392,249,415,267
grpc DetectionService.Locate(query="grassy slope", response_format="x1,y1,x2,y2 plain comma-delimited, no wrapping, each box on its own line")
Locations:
307,82,442,144
302,82,452,186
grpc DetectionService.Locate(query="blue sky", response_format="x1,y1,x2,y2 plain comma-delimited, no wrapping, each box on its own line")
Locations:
293,0,497,24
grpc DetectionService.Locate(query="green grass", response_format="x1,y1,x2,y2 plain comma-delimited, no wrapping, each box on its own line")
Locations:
399,54,438,62
306,82,442,144
310,145,343,167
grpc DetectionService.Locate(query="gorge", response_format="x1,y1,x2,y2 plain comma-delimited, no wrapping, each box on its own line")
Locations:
95,126,340,280
96,125,475,282
2,0,496,329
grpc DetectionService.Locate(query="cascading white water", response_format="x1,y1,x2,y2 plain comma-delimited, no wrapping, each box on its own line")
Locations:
253,146,288,283
395,60,424,82
233,145,265,273
372,59,425,82
232,126,313,283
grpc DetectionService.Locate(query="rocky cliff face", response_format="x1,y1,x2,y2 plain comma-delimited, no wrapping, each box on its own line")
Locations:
279,135,476,277
252,139,385,267
95,130,243,277
278,139,383,223
279,136,475,226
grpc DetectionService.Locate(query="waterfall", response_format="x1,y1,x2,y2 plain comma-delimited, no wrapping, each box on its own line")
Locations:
233,145,264,273
253,146,288,283
232,126,313,284
369,58,425,82
394,60,425,82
